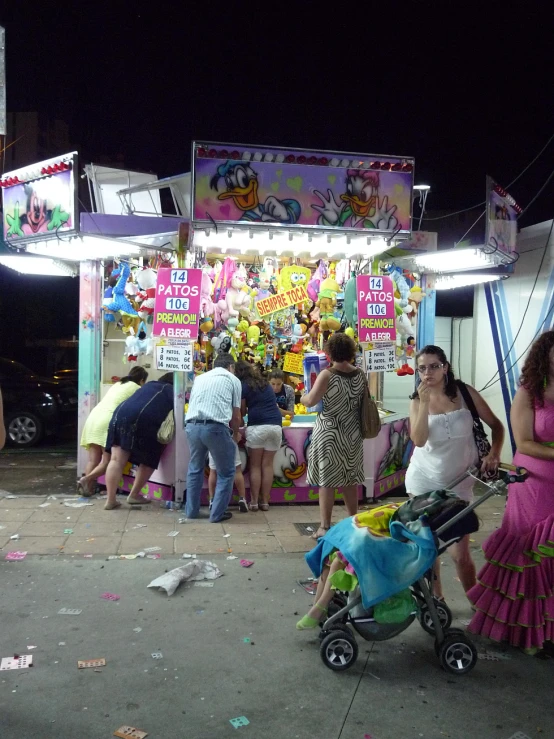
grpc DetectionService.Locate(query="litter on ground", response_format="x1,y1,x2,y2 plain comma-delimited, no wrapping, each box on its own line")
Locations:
5,551,27,561
1,655,33,670
113,727,148,739
147,560,222,597
78,658,106,669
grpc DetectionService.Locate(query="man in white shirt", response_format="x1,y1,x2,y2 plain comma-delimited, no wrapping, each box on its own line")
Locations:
185,354,242,522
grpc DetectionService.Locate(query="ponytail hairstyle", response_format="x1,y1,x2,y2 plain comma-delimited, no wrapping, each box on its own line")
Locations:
410,345,458,402
235,360,268,391
121,366,148,385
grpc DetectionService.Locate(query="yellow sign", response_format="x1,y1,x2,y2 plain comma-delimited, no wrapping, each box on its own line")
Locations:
283,352,304,375
255,286,309,319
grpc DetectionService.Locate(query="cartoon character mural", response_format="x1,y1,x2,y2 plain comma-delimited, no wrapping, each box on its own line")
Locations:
312,170,399,231
209,160,301,224
6,183,70,237
273,441,307,486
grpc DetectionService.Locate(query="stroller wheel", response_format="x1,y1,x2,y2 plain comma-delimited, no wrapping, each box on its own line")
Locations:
319,622,351,641
438,633,478,675
320,630,359,671
434,628,466,656
418,600,452,636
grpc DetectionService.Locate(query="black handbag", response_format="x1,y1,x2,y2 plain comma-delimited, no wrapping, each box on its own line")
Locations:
456,381,494,479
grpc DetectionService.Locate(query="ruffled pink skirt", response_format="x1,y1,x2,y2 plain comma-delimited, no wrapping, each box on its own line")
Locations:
468,513,554,651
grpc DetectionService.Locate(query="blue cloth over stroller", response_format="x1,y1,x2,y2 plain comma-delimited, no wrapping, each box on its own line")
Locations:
305,516,437,610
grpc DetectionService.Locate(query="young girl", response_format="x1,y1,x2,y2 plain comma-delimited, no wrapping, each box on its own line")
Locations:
208,448,248,514
235,361,282,511
296,503,402,629
269,369,295,418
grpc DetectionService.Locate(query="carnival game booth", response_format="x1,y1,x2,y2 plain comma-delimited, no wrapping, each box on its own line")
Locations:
182,141,429,504
0,152,183,502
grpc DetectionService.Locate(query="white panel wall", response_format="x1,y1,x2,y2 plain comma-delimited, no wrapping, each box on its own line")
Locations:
452,317,474,384
473,220,554,463
383,316,453,417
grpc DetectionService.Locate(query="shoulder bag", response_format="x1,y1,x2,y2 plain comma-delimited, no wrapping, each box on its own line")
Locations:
157,410,175,445
456,380,493,478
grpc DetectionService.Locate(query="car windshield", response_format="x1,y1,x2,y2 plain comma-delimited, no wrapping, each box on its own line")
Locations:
0,359,38,379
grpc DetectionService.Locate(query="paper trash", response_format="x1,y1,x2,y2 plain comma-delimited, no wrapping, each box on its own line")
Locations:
147,560,222,597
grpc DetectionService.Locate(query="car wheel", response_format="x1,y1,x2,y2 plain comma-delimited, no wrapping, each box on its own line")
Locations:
6,412,44,448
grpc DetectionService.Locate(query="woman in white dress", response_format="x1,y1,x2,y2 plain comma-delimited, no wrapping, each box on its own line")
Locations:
405,345,504,601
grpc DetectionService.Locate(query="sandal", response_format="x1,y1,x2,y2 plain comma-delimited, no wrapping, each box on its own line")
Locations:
127,496,151,505
104,501,122,511
77,480,94,498
249,503,259,512
260,503,269,512
310,526,330,541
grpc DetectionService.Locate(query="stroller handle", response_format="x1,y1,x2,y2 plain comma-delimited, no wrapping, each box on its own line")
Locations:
434,464,527,538
497,463,528,484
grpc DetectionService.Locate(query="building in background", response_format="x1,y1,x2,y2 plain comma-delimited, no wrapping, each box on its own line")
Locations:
3,111,71,171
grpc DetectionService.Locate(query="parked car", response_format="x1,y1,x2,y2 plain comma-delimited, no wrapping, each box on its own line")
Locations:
0,359,77,448
52,368,78,382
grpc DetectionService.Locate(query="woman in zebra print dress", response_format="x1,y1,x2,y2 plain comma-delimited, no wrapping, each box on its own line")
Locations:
301,333,366,540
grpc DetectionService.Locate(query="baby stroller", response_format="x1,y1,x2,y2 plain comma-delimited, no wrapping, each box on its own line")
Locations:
317,464,528,675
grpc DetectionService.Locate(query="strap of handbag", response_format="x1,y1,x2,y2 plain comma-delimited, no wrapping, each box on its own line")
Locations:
456,380,479,422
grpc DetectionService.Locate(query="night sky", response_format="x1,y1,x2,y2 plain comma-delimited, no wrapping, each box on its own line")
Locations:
1,4,552,224
0,4,552,367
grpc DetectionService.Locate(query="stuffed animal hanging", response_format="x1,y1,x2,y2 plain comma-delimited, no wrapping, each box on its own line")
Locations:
102,273,119,323
215,259,253,327
343,273,358,328
317,278,341,331
200,270,215,333
105,262,139,334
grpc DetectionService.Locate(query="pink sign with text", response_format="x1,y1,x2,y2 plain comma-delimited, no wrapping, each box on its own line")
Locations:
356,275,396,343
153,268,202,339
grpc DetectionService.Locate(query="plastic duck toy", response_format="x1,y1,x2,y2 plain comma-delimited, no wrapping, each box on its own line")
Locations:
283,414,292,427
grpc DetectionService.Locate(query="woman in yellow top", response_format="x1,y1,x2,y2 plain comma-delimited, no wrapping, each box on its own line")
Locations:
78,366,148,495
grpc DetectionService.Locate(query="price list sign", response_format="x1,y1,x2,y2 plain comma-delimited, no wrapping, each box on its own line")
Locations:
356,275,396,343
156,342,193,372
364,343,396,372
153,268,202,339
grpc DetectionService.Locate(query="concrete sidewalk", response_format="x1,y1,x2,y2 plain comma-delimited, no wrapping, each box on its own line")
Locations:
0,488,508,558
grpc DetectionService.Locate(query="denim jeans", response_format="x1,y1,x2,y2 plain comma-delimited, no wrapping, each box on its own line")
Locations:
185,423,236,522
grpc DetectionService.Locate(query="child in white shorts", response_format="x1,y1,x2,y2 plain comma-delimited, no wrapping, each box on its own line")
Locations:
208,444,248,513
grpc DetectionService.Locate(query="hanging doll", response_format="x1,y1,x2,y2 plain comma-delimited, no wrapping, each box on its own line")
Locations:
102,273,119,323
317,278,341,331
124,330,140,363
105,262,139,334
307,260,328,302
136,265,157,322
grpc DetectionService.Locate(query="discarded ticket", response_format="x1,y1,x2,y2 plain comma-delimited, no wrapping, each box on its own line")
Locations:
147,560,222,597
113,727,148,739
78,658,106,669
1,655,33,671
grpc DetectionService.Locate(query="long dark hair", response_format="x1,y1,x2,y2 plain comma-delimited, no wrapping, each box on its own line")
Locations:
235,360,268,391
519,330,554,406
410,345,458,402
121,366,148,385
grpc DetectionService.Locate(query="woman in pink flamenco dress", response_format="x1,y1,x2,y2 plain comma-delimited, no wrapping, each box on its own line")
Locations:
468,331,554,655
